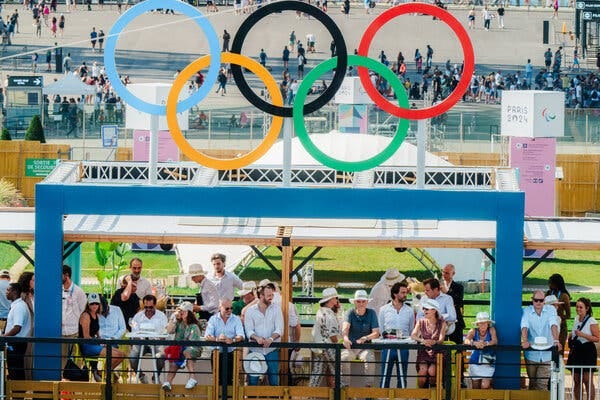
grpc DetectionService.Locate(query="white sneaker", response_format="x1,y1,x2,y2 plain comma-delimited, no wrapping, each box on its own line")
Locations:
161,382,172,391
185,378,198,389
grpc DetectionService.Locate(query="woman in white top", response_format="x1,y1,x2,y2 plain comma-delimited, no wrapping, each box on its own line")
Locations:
567,297,600,400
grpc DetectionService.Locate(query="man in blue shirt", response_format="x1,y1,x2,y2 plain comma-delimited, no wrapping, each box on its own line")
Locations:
0,270,12,332
341,290,379,388
205,298,245,385
521,289,560,390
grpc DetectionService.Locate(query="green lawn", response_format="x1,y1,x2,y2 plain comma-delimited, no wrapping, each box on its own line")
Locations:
0,241,31,269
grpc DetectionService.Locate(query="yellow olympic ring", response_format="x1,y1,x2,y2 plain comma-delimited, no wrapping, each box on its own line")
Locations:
166,52,284,170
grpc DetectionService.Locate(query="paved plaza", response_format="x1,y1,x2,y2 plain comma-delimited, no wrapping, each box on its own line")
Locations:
0,2,579,111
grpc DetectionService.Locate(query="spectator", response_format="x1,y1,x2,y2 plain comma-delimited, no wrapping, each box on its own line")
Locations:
379,281,414,388
232,281,256,317
161,301,203,391
310,287,341,388
341,290,379,388
567,297,599,400
3,283,31,380
205,298,245,385
441,264,465,344
418,278,457,336
546,273,571,352
188,263,218,321
244,282,283,386
98,294,126,340
369,268,405,315
207,253,242,301
111,276,140,331
411,298,447,388
62,265,87,358
120,258,153,301
0,270,12,332
79,293,124,382
521,289,560,390
464,311,497,389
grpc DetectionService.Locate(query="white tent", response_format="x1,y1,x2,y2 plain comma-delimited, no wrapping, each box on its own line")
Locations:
42,74,96,96
253,131,452,166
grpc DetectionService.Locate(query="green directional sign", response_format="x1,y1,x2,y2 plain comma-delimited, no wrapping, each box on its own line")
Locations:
25,158,60,177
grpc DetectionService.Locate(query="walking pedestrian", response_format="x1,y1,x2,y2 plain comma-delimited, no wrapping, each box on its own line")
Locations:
222,29,230,52
98,29,104,52
90,27,97,52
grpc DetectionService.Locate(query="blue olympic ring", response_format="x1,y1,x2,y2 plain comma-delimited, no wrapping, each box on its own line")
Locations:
103,0,221,115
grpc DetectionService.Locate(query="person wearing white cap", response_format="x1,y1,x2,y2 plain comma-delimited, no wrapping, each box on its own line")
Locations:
464,311,497,389
410,298,447,388
341,290,380,388
0,269,11,331
205,298,245,386
161,301,203,391
310,287,341,387
369,268,405,315
232,281,256,316
244,281,284,386
520,289,560,390
207,253,243,301
188,263,219,319
378,281,414,388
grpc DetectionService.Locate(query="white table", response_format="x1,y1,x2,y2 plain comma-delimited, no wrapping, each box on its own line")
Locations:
126,331,170,384
373,338,415,388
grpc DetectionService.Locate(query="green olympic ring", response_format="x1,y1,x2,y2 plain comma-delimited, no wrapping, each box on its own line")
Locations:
293,55,409,172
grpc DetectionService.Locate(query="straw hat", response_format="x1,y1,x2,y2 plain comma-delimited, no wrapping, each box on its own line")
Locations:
531,336,552,351
188,263,206,277
382,268,406,285
238,281,257,296
349,290,371,304
244,352,268,376
544,295,563,305
472,311,494,326
258,279,273,288
319,287,339,305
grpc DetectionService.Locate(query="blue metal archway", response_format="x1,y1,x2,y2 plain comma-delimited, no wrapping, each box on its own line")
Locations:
34,184,524,388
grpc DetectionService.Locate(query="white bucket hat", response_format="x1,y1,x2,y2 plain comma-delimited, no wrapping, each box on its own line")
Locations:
383,268,406,285
188,263,206,277
238,281,257,296
420,298,441,313
530,336,552,351
319,287,339,304
472,311,494,326
244,352,268,376
349,289,371,304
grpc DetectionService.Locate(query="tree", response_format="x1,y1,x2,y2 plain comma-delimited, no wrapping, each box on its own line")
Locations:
24,115,45,143
0,128,11,141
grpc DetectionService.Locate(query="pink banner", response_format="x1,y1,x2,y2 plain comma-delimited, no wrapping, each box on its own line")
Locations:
509,137,556,217
132,130,180,162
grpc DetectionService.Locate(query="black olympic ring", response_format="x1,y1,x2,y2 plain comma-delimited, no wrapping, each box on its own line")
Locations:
230,0,348,117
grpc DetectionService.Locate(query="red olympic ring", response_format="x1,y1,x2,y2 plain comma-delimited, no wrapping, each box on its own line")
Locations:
357,3,475,120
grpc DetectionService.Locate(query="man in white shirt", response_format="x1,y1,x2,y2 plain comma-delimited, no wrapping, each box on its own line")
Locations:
244,282,284,386
62,265,87,360
4,283,31,380
129,294,168,384
417,278,457,334
378,282,414,388
207,253,242,301
189,263,219,320
120,258,153,302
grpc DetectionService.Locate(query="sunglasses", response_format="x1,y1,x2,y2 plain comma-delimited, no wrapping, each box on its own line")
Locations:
532,298,545,303
223,307,232,311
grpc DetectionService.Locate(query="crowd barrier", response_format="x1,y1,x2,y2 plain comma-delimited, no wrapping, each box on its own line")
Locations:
0,336,560,400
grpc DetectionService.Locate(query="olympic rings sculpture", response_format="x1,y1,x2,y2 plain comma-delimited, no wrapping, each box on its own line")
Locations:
104,1,475,172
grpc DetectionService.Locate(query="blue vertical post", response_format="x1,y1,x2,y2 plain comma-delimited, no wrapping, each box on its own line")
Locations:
34,184,64,380
492,193,525,389
64,244,82,285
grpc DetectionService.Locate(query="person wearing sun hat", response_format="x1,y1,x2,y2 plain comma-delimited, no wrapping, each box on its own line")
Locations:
188,263,219,320
232,281,256,316
520,289,560,390
369,268,406,315
464,311,498,389
310,287,342,387
411,297,448,388
341,290,380,388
